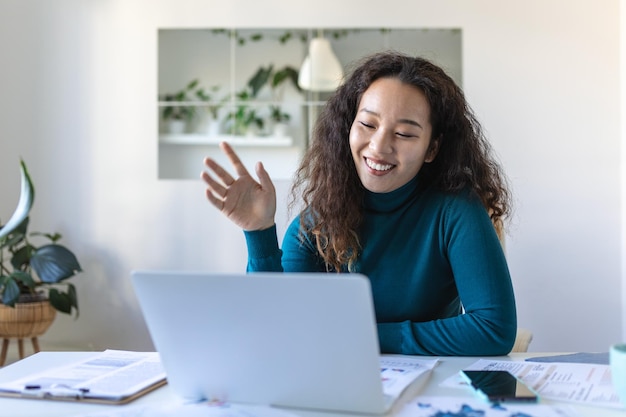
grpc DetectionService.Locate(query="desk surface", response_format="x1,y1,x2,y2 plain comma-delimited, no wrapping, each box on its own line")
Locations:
0,352,624,417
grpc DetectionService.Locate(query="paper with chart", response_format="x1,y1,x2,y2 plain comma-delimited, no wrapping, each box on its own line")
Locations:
396,396,578,417
461,358,621,409
380,355,439,399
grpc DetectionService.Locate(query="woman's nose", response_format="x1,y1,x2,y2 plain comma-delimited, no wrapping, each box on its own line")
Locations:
368,129,393,154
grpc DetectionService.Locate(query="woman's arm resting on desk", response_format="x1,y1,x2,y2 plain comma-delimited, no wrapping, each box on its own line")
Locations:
378,197,517,356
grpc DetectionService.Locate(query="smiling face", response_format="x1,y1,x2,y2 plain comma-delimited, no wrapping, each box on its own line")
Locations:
349,77,438,193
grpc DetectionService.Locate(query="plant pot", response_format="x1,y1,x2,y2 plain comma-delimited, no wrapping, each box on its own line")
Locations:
0,300,56,339
166,119,186,134
272,122,288,137
195,114,221,137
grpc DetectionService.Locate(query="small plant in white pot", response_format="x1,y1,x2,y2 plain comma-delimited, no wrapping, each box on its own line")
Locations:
269,105,290,137
159,79,199,134
194,84,227,137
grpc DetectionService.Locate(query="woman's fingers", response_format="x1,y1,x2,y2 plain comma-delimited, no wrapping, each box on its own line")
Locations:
220,142,250,178
255,162,275,195
203,156,236,188
204,187,225,210
201,169,227,198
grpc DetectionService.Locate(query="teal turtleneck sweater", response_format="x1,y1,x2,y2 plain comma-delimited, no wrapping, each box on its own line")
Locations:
244,175,517,356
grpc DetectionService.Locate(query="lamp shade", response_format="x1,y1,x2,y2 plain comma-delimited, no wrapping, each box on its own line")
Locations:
298,38,344,92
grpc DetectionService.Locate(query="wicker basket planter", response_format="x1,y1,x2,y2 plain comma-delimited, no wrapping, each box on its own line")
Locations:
0,300,56,339
0,300,56,365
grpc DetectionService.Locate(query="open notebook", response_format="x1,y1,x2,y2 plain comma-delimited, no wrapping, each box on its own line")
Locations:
132,271,436,414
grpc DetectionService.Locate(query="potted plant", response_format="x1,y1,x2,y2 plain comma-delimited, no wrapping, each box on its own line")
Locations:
269,105,290,137
267,65,299,137
194,84,227,136
159,79,200,134
226,90,265,136
0,160,82,337
225,65,300,137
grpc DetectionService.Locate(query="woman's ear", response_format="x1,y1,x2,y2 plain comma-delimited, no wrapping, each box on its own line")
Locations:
425,136,441,163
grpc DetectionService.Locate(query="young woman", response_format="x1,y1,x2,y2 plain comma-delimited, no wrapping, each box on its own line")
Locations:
201,51,516,356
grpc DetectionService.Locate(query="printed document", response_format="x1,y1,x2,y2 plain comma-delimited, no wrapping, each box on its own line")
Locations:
380,355,438,400
0,349,165,403
397,396,578,417
460,358,621,409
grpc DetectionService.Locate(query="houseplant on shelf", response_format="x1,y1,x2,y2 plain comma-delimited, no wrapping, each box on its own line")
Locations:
267,65,299,137
0,160,82,349
269,105,290,137
194,84,227,136
225,65,300,137
159,79,200,134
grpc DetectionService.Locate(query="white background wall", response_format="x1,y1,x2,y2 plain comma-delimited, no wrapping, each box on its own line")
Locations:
0,0,623,354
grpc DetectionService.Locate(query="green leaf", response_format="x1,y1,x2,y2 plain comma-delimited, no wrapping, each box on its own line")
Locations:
67,283,79,318
11,270,36,289
30,244,82,283
1,277,20,306
10,244,34,270
248,65,273,98
272,66,299,90
186,79,199,91
0,216,28,250
30,231,62,243
49,288,73,315
0,160,35,239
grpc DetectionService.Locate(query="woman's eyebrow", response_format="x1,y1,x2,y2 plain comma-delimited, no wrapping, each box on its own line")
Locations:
359,107,424,129
398,118,423,129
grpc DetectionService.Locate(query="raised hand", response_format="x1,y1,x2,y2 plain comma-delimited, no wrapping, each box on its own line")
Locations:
201,142,277,231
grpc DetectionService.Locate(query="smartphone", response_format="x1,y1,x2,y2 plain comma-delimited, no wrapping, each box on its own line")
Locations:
460,370,538,403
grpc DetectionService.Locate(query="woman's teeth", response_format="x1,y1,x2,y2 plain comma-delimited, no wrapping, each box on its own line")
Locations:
366,158,393,171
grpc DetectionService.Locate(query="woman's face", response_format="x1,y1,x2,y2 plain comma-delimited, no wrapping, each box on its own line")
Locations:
349,77,437,193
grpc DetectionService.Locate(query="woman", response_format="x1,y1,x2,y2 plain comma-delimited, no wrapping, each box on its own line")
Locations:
201,51,516,356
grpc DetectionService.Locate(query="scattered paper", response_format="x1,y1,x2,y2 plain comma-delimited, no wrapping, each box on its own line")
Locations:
456,359,623,409
380,356,439,399
0,350,165,402
82,400,305,417
397,396,579,417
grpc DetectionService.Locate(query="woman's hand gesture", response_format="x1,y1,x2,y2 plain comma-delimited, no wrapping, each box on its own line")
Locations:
201,142,276,231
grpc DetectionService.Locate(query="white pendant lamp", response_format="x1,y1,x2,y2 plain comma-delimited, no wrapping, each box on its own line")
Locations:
298,37,344,92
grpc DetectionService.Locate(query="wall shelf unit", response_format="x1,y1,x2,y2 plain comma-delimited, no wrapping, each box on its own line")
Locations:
158,27,462,180
159,134,293,147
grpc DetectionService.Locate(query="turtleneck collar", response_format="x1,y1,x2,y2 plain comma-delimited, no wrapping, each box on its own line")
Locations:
363,174,420,213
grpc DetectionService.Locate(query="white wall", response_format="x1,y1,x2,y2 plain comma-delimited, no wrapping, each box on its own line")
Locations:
0,0,622,353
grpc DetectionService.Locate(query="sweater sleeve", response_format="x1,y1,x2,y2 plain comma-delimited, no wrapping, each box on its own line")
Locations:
377,195,517,356
244,225,284,272
245,216,327,272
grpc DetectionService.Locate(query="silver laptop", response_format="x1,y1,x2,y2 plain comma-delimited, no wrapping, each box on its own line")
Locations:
131,271,392,414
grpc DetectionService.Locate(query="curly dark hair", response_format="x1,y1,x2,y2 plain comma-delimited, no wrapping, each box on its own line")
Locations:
290,51,511,271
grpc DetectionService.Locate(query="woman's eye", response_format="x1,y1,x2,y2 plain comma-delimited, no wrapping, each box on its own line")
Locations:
396,132,416,138
359,121,375,129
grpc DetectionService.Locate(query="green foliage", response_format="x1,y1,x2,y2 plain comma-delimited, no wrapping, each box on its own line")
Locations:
194,84,226,119
0,161,82,317
226,90,264,136
159,79,199,122
226,65,300,135
269,105,290,123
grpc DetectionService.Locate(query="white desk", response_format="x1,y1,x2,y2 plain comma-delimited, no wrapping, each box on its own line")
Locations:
0,352,624,417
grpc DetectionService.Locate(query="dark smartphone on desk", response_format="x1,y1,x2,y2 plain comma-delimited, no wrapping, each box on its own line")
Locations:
460,370,538,403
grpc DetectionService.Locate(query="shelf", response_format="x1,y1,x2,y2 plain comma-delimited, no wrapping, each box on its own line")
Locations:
159,134,294,147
